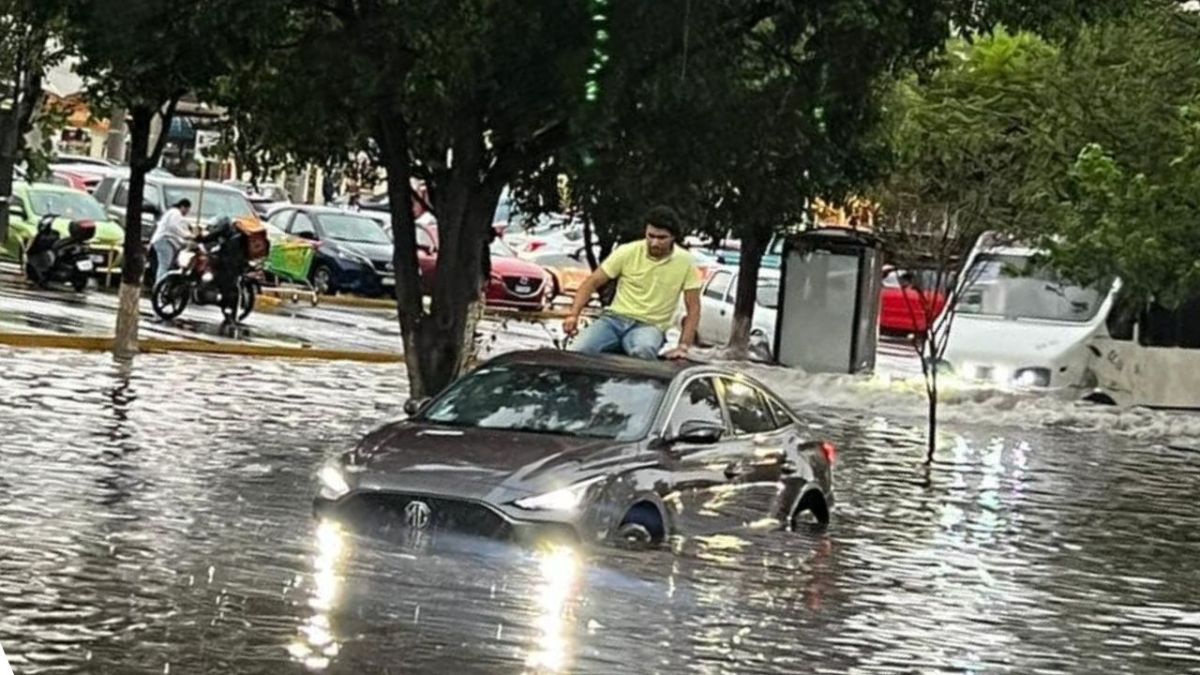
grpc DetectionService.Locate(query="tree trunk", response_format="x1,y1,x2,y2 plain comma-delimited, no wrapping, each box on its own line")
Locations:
925,375,938,465
105,108,127,163
727,226,770,359
0,152,15,249
112,107,154,360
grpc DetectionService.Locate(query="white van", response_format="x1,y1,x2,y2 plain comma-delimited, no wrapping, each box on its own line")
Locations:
941,238,1119,394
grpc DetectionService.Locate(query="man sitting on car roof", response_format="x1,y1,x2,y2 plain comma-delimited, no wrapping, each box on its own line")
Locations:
563,206,701,360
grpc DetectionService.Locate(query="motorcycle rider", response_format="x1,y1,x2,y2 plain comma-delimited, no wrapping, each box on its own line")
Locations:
197,216,248,322
150,199,193,284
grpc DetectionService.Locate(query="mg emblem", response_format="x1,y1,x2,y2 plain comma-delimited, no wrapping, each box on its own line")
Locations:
404,500,431,530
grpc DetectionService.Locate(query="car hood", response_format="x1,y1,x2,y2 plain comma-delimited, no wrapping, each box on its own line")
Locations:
347,422,640,501
492,256,547,277
944,313,1100,366
331,239,392,263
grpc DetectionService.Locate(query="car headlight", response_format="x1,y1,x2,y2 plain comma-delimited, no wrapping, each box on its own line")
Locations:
1013,367,1052,388
514,476,605,512
318,464,351,500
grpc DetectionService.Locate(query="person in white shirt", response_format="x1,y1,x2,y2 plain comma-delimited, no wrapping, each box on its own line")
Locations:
150,199,192,285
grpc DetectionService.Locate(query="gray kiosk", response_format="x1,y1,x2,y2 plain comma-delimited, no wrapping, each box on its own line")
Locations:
774,228,883,373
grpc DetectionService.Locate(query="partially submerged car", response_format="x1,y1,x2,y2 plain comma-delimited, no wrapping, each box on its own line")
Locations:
315,350,835,549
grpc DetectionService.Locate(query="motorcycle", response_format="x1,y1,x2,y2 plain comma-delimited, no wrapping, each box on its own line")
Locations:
150,217,269,323
24,214,96,292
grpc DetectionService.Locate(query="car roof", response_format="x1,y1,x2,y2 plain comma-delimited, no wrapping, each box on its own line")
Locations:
485,349,736,382
283,205,376,217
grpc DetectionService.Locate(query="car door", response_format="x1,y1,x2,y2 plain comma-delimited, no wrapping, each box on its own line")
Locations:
659,376,752,536
700,270,733,345
288,211,320,243
710,377,788,527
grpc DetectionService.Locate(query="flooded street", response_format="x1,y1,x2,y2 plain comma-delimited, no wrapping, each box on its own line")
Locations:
2,346,1200,673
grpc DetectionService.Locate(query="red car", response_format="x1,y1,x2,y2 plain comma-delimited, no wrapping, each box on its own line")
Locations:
880,267,948,334
419,225,552,311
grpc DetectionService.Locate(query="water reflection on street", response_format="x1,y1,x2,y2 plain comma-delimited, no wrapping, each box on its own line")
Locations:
1,346,1199,673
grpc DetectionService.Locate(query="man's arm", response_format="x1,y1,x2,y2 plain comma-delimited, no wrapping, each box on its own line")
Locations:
563,267,611,336
666,288,701,359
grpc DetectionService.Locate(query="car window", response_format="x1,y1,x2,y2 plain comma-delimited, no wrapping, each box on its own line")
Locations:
766,396,794,430
163,186,255,221
666,377,724,436
268,210,293,228
28,190,107,221
290,212,317,238
112,182,129,207
93,179,114,205
720,378,775,435
706,271,732,300
319,212,390,244
422,364,667,441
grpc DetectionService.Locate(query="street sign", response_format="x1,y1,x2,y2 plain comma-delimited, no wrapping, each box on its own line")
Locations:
194,130,221,163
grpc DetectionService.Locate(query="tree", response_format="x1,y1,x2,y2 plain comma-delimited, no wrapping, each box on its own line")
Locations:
0,0,68,246
227,1,595,397
873,29,1061,463
66,0,285,358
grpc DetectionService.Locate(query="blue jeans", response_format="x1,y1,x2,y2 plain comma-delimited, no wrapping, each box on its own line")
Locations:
153,239,177,285
571,313,665,360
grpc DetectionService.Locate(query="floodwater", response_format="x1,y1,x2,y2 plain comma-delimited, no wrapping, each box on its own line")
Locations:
1,346,1199,674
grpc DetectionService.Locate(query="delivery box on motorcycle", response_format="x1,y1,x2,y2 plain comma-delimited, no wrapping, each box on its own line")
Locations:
68,219,97,243
233,218,270,261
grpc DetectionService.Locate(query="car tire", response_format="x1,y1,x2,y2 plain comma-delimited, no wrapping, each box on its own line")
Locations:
311,263,336,295
790,490,830,529
615,502,665,550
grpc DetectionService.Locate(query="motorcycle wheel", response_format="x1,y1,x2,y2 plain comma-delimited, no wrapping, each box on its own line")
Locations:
235,282,256,322
71,270,89,293
152,273,190,320
24,261,48,289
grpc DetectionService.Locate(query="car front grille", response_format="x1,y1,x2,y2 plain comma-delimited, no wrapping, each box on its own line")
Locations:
338,492,514,540
501,275,544,298
372,260,393,273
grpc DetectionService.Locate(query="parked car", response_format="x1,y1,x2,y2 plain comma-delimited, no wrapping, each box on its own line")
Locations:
879,266,948,335
226,180,293,216
1,182,124,279
267,206,395,296
692,235,783,270
421,227,552,311
696,268,780,357
314,349,836,548
94,175,261,243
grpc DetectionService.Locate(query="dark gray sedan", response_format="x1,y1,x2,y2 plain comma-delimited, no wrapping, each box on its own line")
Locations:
315,350,835,548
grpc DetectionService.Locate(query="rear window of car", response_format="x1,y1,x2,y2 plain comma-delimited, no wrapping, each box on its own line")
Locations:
422,364,667,441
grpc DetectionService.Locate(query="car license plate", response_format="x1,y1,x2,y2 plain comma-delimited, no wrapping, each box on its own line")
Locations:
92,254,108,265
76,260,94,272
382,277,396,286
515,284,531,294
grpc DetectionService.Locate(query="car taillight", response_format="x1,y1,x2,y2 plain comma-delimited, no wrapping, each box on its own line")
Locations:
820,441,837,465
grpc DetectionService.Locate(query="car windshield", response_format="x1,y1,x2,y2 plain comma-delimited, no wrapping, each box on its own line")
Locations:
163,187,256,220
28,189,107,221
959,253,1109,323
422,364,667,441
758,282,779,309
320,213,390,244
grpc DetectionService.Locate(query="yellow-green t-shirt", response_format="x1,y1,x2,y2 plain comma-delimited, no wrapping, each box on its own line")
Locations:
601,242,702,331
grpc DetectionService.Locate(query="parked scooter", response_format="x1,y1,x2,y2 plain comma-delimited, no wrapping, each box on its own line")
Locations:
24,214,96,292
150,216,270,324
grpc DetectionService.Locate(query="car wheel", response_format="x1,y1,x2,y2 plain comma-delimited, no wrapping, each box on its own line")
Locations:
790,490,830,530
615,502,665,550
311,263,336,295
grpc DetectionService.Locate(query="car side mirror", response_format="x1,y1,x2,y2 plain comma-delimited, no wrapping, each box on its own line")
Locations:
8,203,24,219
654,420,724,452
403,397,430,416
297,231,318,242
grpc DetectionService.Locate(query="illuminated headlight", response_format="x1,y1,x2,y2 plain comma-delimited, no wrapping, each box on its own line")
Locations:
514,477,605,512
1013,367,1051,388
318,464,351,500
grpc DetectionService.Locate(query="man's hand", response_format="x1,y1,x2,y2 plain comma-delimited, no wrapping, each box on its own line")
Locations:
664,345,690,360
562,314,580,337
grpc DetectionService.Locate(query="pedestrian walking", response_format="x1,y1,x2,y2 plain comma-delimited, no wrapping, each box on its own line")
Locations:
563,206,702,360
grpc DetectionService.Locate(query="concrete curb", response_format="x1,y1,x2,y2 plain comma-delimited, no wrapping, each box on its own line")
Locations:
0,332,404,363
